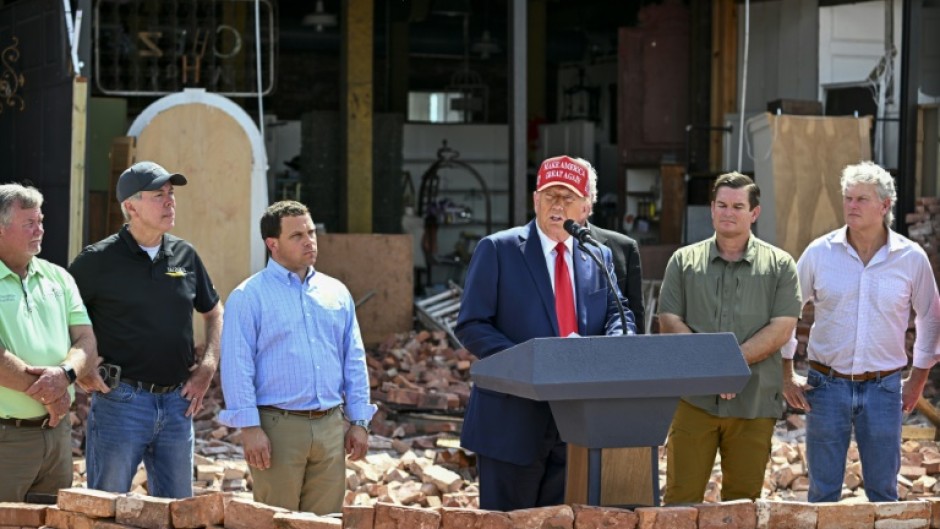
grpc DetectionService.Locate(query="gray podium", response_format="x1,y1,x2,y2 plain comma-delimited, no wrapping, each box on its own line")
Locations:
470,333,751,506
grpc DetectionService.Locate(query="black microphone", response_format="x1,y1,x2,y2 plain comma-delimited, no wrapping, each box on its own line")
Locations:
563,219,599,246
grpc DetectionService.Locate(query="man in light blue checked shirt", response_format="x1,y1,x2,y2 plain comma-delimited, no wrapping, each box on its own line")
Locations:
220,200,376,515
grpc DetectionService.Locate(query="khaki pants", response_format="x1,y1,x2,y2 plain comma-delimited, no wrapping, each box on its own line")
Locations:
664,399,775,504
0,418,72,502
250,408,345,515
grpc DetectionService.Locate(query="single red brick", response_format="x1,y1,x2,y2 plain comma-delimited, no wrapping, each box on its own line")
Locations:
439,508,512,529
223,498,289,529
695,500,755,529
755,501,816,529
45,507,95,529
508,505,575,529
816,502,874,529
572,505,637,529
342,506,374,529
635,506,695,529
116,495,174,529
94,521,136,529
170,493,225,529
373,503,440,529
874,501,932,522
0,503,47,527
924,498,940,529
57,489,120,519
273,512,340,529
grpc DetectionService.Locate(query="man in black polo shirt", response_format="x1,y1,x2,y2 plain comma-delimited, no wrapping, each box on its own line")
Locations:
69,161,223,498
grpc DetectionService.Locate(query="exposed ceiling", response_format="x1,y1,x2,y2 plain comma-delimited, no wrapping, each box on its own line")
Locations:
277,0,663,62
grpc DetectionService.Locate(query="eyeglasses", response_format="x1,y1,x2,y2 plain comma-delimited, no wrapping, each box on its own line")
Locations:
540,191,581,205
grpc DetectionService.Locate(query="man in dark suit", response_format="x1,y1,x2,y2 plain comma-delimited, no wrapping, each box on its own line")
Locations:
456,155,636,511
578,180,645,333
587,225,644,333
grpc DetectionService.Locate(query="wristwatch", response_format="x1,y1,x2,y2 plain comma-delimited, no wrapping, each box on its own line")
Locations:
59,362,77,384
351,419,370,432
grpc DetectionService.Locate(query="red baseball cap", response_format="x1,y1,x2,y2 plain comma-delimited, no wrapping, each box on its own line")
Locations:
536,155,589,197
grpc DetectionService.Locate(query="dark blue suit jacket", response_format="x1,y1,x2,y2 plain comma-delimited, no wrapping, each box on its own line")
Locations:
456,220,636,466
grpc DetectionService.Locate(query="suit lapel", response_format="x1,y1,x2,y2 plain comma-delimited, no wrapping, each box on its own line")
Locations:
520,220,559,336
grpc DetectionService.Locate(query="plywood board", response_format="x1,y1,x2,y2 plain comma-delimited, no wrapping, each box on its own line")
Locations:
750,113,872,259
566,445,655,506
315,234,413,346
134,103,254,305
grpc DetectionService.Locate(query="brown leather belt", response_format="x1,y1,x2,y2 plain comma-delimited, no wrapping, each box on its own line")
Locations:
809,360,904,382
121,377,182,394
259,405,336,419
0,416,51,429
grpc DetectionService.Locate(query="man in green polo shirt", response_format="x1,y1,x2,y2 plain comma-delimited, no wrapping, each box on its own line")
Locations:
0,184,104,502
658,172,801,504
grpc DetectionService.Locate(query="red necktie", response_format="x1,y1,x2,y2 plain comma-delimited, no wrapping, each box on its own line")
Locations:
554,242,577,336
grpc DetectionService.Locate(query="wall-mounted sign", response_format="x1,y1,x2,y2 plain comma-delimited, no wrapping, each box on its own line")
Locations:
1,36,26,113
94,0,276,97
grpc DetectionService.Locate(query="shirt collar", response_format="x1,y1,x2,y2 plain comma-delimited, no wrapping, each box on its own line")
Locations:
535,223,573,258
119,224,173,257
707,234,758,264
265,257,315,285
0,258,40,280
833,225,904,253
831,225,850,246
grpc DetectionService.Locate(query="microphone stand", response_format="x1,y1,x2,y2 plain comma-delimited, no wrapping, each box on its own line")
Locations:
575,239,630,335
574,237,632,506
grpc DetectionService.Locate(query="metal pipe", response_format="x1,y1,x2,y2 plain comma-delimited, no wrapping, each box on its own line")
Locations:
587,448,602,506
897,0,922,236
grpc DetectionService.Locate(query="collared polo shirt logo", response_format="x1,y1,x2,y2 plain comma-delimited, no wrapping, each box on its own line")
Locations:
166,267,189,278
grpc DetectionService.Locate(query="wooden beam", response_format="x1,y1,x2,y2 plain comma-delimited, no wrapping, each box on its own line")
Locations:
69,77,88,261
710,0,737,173
527,0,546,121
344,0,373,233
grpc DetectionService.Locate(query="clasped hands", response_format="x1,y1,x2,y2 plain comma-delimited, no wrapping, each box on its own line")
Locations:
22,359,111,428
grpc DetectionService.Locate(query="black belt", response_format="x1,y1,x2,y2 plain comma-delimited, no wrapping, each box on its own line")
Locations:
0,416,51,429
121,377,182,394
259,405,336,419
809,360,904,382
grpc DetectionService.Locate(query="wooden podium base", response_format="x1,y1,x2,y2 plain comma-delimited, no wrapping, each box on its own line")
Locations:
565,445,657,506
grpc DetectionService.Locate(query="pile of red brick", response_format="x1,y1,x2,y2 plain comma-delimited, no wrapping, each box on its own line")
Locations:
5,487,940,529
907,197,940,288
367,331,474,414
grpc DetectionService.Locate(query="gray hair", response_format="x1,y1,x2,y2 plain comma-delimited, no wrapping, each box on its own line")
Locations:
0,184,44,227
576,157,599,206
120,192,143,222
841,161,896,227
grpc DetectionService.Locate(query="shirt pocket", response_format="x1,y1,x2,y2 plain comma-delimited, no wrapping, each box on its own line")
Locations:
735,274,773,332
876,273,911,315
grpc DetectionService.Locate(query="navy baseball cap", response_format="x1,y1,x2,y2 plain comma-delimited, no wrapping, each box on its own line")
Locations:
117,161,188,202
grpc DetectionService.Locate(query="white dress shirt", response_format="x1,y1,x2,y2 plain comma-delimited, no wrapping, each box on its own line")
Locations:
787,226,940,371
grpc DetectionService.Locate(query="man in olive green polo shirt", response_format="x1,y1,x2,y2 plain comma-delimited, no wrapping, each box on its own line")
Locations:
658,172,801,504
0,184,104,502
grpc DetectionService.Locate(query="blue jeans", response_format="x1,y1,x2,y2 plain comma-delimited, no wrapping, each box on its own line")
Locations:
805,368,902,502
85,382,194,498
